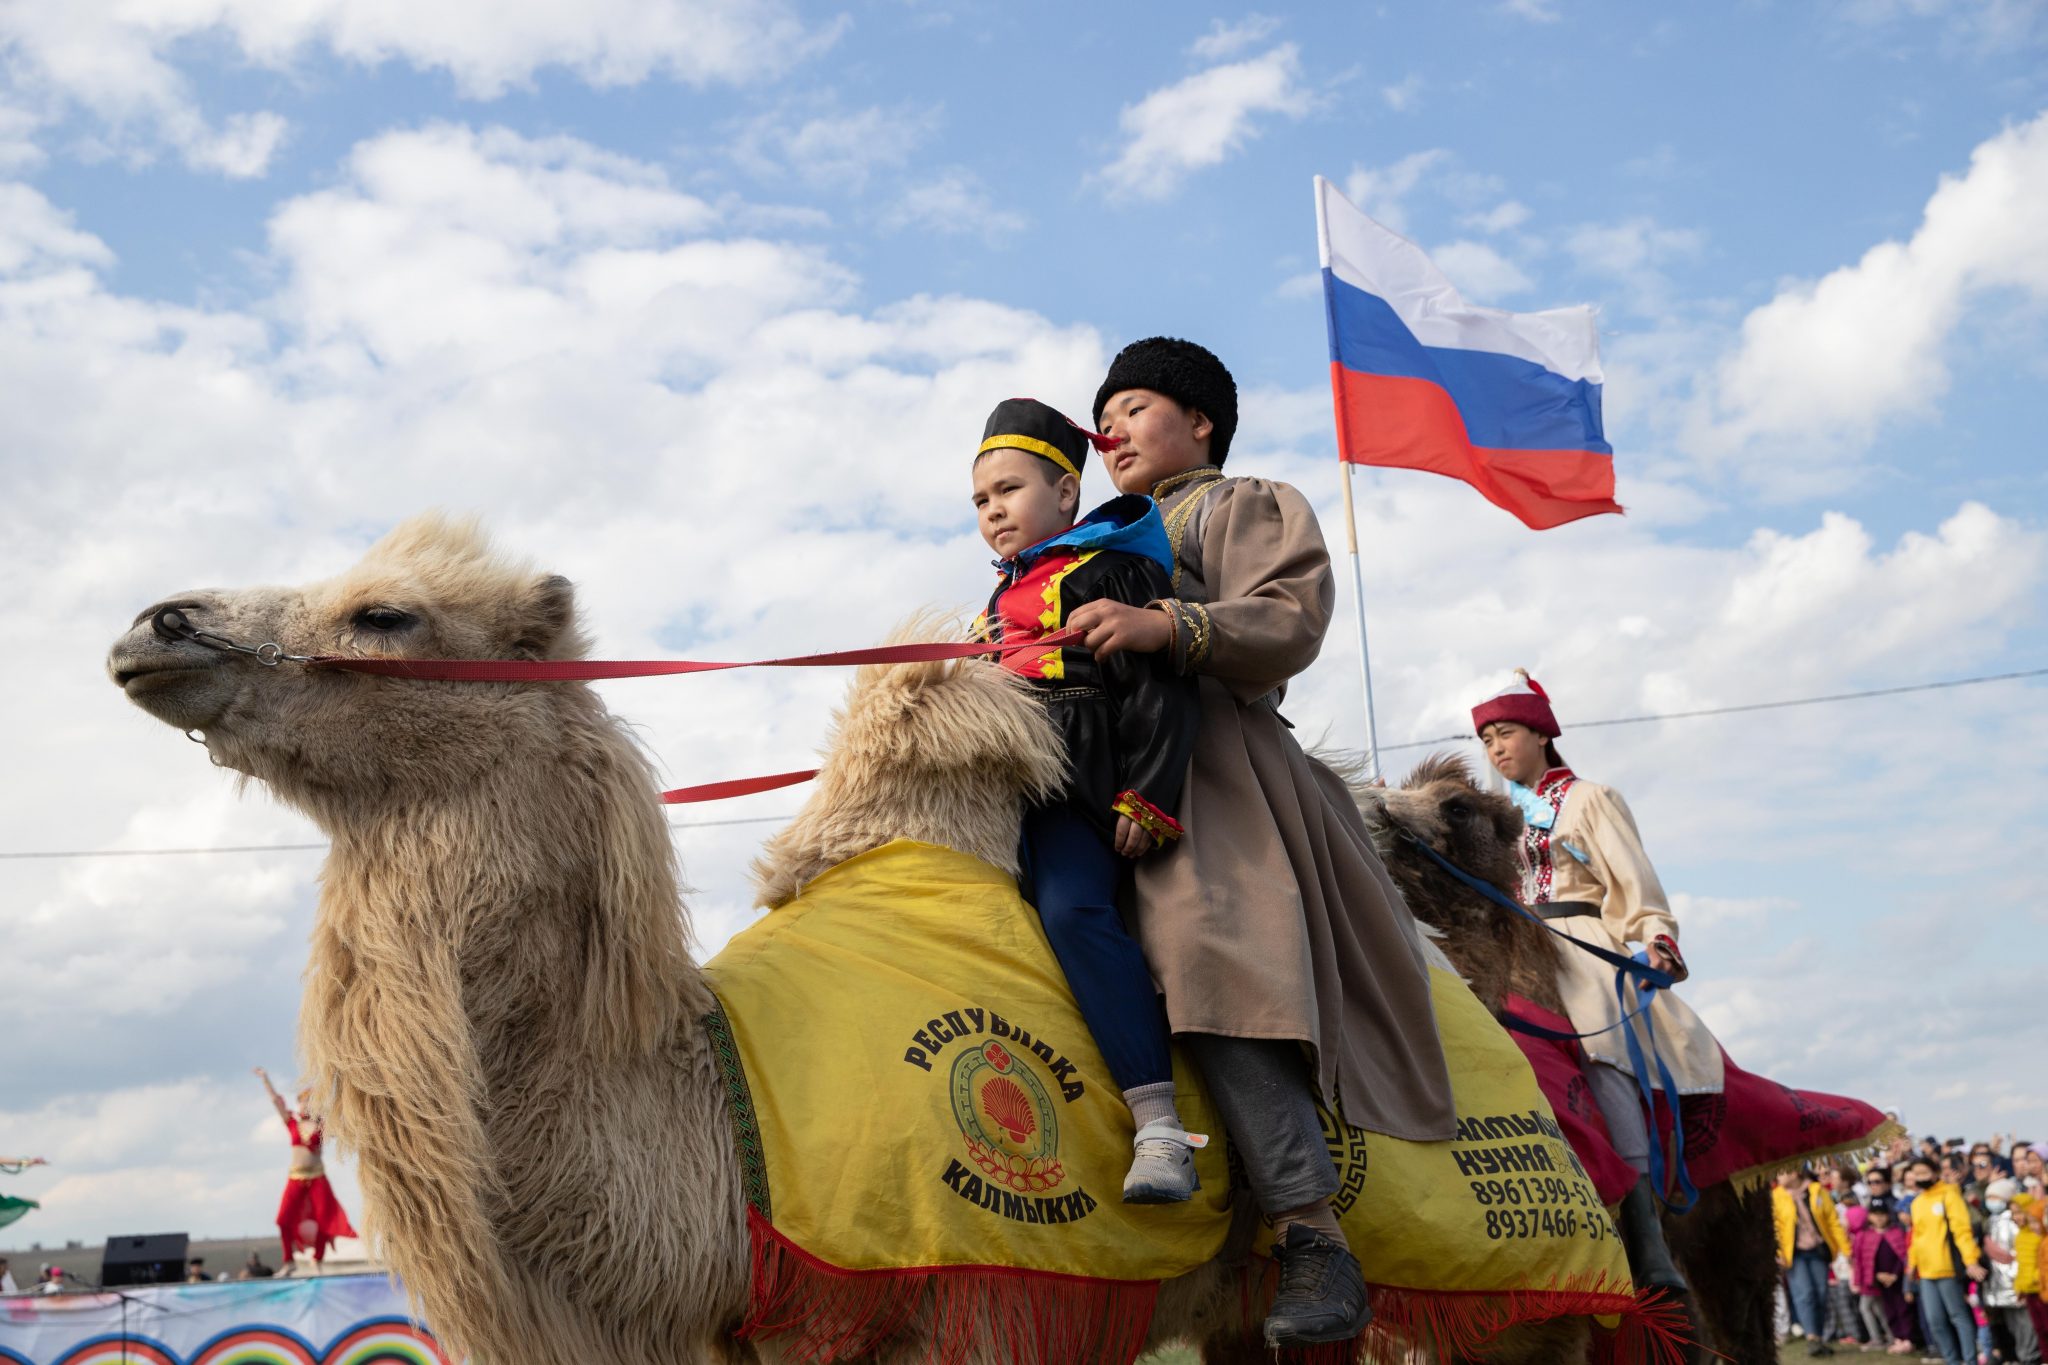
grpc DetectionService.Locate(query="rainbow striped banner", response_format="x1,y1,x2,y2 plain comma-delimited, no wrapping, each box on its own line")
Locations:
0,1276,449,1365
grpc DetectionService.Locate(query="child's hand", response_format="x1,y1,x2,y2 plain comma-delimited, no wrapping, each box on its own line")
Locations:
1113,816,1155,858
1068,600,1173,658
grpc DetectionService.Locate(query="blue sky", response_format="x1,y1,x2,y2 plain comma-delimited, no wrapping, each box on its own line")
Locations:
2,0,2044,1247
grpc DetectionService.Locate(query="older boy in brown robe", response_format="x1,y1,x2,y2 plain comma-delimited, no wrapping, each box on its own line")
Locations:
1069,337,1457,1347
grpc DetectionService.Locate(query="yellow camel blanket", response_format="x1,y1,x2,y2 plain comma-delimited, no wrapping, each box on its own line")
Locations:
705,840,1655,1363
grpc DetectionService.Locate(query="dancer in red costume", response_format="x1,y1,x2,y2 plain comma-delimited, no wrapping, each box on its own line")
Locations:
254,1067,355,1272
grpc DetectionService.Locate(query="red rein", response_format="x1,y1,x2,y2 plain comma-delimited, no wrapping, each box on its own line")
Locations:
308,629,1084,805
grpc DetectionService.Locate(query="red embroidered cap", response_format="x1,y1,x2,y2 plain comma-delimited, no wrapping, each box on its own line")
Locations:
1471,669,1561,739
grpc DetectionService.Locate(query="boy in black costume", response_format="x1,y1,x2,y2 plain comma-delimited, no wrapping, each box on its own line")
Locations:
969,397,1204,1203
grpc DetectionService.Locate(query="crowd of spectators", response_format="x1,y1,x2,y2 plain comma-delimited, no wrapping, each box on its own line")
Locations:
1773,1133,2046,1364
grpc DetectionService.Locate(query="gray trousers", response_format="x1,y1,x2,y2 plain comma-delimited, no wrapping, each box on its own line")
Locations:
1991,1303,2042,1365
1183,1033,1339,1213
1585,1059,1652,1172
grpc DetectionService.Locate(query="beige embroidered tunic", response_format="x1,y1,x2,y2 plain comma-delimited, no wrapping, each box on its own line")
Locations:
1138,468,1457,1142
1535,778,1725,1095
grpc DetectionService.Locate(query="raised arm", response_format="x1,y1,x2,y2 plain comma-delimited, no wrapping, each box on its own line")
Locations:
253,1067,290,1124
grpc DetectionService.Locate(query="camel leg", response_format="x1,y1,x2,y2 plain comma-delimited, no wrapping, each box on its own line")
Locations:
1665,1181,1778,1364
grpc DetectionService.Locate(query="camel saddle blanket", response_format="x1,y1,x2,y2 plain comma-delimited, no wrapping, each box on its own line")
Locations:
706,842,1658,1364
1506,995,1900,1206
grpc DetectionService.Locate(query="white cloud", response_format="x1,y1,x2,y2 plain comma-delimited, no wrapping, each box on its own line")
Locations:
180,110,290,180
1696,108,2048,459
1562,215,1703,318
1501,0,1562,21
1836,0,2045,49
1428,239,1533,299
1461,199,1531,234
1380,73,1425,112
1274,269,1322,300
1342,148,1448,235
0,101,44,173
729,101,937,191
1095,44,1312,201
882,170,1027,242
0,183,115,274
0,0,838,176
1189,14,1283,60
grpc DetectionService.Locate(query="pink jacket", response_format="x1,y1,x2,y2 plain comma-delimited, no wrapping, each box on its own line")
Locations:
1852,1223,1909,1295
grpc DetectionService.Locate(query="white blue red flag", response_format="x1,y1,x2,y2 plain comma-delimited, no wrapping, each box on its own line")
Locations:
1315,176,1620,530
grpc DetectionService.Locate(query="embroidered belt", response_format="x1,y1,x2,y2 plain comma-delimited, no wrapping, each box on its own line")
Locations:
287,1169,324,1181
1536,901,1599,921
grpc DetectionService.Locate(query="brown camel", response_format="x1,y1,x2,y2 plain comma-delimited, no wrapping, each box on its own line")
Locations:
1360,755,1781,1365
109,515,1663,1365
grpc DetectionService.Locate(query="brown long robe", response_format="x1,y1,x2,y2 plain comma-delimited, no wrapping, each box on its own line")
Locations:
1138,467,1458,1142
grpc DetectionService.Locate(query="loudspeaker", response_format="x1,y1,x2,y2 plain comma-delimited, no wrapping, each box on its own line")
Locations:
100,1232,189,1287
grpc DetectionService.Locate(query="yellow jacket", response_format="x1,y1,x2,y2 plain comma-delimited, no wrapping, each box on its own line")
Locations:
1773,1183,1851,1266
2014,1192,2043,1297
1907,1181,1981,1279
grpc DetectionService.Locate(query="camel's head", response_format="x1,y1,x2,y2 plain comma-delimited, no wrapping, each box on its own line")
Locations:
1357,753,1526,935
752,617,1067,907
108,514,588,813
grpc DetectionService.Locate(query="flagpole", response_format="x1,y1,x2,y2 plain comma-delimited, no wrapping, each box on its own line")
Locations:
1318,175,1386,783
1338,458,1384,782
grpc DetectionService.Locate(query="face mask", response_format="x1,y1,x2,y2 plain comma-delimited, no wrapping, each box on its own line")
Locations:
1987,1198,2009,1213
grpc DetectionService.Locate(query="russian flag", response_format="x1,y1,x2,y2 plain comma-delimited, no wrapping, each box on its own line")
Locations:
1316,176,1620,530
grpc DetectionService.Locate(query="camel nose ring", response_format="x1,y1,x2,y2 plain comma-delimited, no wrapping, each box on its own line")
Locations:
152,605,194,642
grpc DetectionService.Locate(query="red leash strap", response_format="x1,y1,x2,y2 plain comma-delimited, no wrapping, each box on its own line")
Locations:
307,629,1084,682
662,768,819,805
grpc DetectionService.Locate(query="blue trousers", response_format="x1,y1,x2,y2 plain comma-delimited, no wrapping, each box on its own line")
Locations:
1787,1248,1832,1340
1019,804,1172,1093
1917,1274,1977,1365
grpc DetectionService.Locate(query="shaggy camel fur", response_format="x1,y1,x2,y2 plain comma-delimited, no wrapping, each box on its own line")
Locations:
1361,755,1781,1365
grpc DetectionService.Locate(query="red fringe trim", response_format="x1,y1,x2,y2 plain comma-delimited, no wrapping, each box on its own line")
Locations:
740,1208,1159,1365
1227,1256,1693,1365
743,1208,1697,1364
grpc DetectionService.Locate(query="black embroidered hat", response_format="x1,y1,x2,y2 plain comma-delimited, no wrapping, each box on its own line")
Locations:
977,397,1117,480
1091,336,1239,465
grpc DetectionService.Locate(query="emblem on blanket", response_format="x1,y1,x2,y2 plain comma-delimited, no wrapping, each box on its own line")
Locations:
933,1031,1099,1224
951,1041,1067,1195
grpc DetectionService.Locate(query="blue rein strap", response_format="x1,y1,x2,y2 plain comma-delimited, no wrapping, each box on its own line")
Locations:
1616,963,1700,1213
1398,828,1697,1211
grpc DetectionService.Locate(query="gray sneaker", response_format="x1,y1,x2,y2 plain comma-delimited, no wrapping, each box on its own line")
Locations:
1121,1120,1206,1204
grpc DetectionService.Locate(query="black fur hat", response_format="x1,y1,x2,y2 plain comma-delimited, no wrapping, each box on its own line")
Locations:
1092,336,1238,465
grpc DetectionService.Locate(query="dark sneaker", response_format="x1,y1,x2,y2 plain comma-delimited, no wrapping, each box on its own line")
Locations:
1263,1223,1372,1347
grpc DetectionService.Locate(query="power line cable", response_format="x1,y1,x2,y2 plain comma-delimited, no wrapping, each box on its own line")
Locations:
1379,665,2048,752
7,665,2042,860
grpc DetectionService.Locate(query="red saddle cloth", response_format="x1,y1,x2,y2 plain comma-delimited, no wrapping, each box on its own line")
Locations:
1502,995,1894,1205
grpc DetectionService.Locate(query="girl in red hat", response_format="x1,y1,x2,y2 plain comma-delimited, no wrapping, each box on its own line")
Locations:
1472,671,1726,1304
255,1067,356,1271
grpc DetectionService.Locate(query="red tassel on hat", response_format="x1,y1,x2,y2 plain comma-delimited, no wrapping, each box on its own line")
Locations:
1472,669,1562,739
